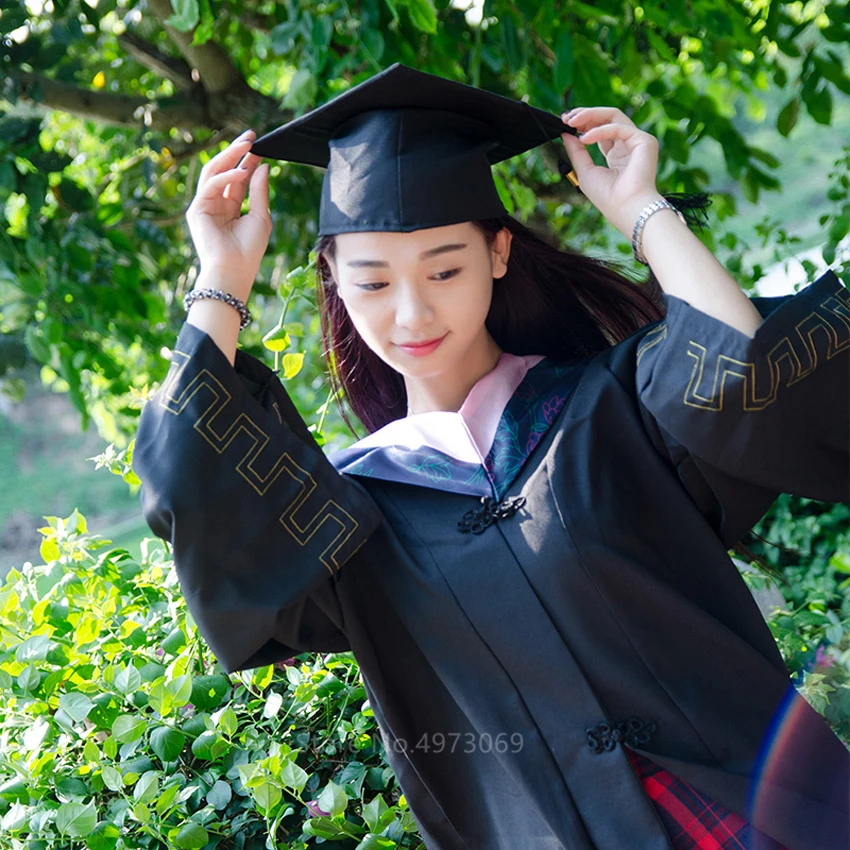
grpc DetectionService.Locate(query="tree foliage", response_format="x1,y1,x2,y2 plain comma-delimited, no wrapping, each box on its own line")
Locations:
0,0,848,440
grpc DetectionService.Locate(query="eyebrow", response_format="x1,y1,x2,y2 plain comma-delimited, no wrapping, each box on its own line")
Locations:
345,242,468,268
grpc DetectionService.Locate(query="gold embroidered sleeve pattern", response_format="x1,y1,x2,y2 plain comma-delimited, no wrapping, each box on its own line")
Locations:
157,349,363,575
634,270,850,504
681,285,849,412
638,278,850,413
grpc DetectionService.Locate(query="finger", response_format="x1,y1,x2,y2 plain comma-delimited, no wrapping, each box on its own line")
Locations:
564,107,634,130
560,131,595,176
574,122,652,146
222,154,262,203
195,167,252,205
197,130,256,191
247,163,271,226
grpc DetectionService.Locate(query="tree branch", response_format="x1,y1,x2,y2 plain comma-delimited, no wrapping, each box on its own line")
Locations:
117,31,196,91
237,11,279,31
10,70,208,129
144,0,246,94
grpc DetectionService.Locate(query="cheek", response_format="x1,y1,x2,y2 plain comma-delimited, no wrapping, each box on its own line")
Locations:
453,275,494,321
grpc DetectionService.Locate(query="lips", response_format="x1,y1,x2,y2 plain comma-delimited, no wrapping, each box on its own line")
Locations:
395,333,448,356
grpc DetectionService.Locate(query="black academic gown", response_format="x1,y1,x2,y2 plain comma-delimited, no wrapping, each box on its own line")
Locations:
133,270,850,850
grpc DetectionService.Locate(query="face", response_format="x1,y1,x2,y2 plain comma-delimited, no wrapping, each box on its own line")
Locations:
330,222,512,384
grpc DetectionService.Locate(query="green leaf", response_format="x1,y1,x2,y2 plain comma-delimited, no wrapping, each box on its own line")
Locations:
406,0,438,33
161,627,187,655
114,665,142,694
217,706,238,736
282,351,305,379
191,730,229,761
101,765,123,792
250,664,274,690
39,536,61,562
663,127,690,164
17,664,41,691
58,692,94,723
803,84,832,125
133,770,160,803
279,758,309,793
122,756,155,779
776,95,797,135
262,326,290,352
89,693,120,730
86,822,120,850
251,779,282,814
190,674,229,711
173,824,209,850
150,726,186,763
361,793,390,832
165,0,199,31
138,662,166,683
56,177,94,212
355,835,398,850
207,779,232,809
16,634,50,663
55,777,89,798
149,674,192,716
318,780,348,817
303,816,349,839
55,801,97,837
156,784,180,814
112,714,147,743
168,674,193,706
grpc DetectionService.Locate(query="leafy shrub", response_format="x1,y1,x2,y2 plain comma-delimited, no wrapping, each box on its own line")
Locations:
0,511,422,849
746,495,850,746
0,496,848,848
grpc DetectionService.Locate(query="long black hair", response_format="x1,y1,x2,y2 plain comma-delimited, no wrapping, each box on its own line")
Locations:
315,214,665,434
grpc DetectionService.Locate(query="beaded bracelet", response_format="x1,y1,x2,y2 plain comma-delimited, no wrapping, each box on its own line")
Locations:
631,199,687,266
183,287,252,331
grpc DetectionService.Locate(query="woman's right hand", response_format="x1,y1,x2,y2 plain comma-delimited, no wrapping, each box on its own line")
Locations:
185,129,271,301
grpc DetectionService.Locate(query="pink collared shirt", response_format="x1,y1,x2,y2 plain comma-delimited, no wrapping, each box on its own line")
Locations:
348,352,545,463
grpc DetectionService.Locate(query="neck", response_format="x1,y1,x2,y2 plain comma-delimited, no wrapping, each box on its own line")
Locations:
404,334,503,415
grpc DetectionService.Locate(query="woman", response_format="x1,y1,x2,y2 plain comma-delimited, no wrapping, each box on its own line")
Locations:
134,64,850,849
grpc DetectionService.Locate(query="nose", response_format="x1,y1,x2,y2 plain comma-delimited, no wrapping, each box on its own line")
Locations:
394,280,434,333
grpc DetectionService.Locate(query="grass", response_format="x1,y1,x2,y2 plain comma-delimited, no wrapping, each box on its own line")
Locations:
0,378,141,569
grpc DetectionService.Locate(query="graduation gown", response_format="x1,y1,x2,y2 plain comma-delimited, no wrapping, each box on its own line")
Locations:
133,269,850,850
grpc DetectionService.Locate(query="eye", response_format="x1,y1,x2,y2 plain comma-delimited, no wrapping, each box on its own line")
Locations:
432,268,461,281
355,282,388,291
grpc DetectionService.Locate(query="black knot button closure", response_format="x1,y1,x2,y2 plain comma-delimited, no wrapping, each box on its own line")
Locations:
457,495,527,534
586,717,657,753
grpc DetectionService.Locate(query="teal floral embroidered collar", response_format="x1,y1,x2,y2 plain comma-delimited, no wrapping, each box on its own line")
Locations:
329,356,585,499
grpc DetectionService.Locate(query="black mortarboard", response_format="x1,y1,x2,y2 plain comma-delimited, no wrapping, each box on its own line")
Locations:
250,63,577,235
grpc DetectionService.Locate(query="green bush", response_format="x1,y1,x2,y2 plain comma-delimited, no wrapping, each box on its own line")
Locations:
0,510,421,849
0,496,848,848
747,495,850,746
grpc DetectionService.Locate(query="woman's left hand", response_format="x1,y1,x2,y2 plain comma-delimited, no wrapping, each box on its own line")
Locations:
560,107,664,239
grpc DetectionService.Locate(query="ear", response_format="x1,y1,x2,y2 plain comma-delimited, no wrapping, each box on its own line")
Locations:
490,227,513,279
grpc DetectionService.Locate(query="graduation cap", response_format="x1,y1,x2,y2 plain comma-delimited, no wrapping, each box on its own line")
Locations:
250,63,581,235
250,63,711,236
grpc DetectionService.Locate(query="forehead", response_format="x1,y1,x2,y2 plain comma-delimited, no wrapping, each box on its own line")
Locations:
333,221,480,261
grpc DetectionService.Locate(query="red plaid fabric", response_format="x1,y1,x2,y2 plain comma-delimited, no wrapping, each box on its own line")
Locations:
624,746,789,850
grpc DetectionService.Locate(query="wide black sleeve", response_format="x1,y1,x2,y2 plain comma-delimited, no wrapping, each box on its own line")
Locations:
133,321,383,674
622,270,849,548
